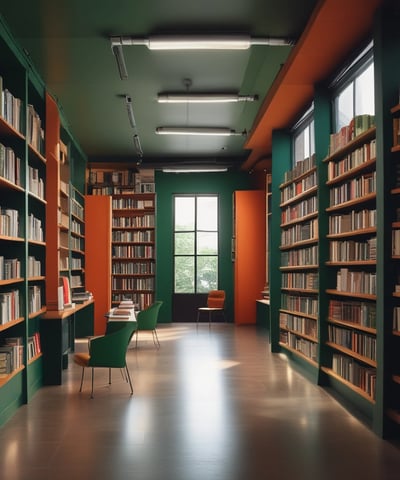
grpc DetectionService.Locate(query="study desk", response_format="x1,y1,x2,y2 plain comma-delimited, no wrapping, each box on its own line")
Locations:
40,299,95,385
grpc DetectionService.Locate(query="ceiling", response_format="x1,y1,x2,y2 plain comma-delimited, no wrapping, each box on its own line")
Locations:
0,0,321,171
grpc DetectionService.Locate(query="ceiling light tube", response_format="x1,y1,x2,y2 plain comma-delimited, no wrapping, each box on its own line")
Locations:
162,167,228,173
133,134,143,156
111,35,294,51
156,127,245,136
112,44,128,80
157,93,257,103
125,95,136,128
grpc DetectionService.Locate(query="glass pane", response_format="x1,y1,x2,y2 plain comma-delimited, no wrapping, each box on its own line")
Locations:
335,82,353,131
175,232,194,255
197,197,218,231
310,120,315,156
197,232,218,255
355,63,375,116
196,256,218,293
175,196,195,231
294,130,305,163
175,256,194,293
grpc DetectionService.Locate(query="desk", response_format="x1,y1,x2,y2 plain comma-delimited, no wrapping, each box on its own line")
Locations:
40,299,94,385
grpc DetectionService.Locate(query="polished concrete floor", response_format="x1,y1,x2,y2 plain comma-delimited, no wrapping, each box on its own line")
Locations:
1,323,400,480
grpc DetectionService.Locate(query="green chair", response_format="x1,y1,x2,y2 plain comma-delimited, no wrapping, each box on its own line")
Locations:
134,301,163,348
73,321,137,398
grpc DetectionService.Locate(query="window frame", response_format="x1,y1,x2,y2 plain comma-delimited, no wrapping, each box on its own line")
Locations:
173,194,220,294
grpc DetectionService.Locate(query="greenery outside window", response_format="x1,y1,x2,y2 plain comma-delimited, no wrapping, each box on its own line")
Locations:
174,195,219,293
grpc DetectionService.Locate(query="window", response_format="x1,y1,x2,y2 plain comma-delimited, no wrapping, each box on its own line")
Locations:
333,45,374,132
173,195,219,293
292,104,315,165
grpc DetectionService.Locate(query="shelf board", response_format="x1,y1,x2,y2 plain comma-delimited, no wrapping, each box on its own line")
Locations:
327,317,376,335
27,352,43,366
0,365,25,388
390,104,400,114
279,166,317,189
326,158,376,186
325,341,377,367
0,277,24,286
326,289,376,301
280,211,318,228
0,116,25,140
0,317,25,332
326,192,376,212
326,260,376,266
326,226,376,239
279,185,318,208
280,326,318,343
0,176,24,192
280,238,318,250
29,306,47,319
280,308,318,321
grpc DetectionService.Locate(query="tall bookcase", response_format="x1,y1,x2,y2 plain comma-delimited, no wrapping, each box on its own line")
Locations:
0,17,46,424
278,156,319,370
87,165,156,310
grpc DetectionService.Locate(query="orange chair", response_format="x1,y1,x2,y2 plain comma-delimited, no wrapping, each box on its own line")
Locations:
197,290,226,325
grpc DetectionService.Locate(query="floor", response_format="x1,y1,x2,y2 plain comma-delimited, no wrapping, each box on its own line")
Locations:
1,323,400,480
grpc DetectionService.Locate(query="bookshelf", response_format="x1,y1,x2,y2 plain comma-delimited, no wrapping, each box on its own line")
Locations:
87,166,156,310
278,155,319,366
0,17,47,423
321,126,377,402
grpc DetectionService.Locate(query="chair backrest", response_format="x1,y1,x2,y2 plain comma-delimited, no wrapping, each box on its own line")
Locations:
207,290,225,308
136,301,163,330
89,322,137,368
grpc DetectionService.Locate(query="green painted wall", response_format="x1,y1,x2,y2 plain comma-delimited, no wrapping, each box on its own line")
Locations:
155,170,254,323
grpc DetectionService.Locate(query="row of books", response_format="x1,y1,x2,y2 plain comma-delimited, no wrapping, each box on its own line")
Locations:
112,214,155,228
327,140,376,181
112,198,154,210
0,143,21,186
335,268,376,295
281,245,318,267
0,289,20,324
329,299,376,328
112,245,154,259
26,104,45,156
0,256,21,280
280,171,317,204
392,230,400,256
280,331,317,361
112,277,155,291
112,262,155,275
283,154,316,183
0,336,24,377
90,183,156,195
328,324,376,361
280,196,317,224
106,299,137,321
329,171,376,206
27,213,43,242
27,332,41,361
281,272,319,290
331,353,376,400
70,199,84,220
112,292,153,309
28,165,45,200
28,285,42,315
329,114,375,155
329,237,377,262
112,230,154,242
71,291,93,304
0,82,23,134
0,208,19,238
71,218,83,236
281,293,318,316
328,208,376,235
280,218,318,246
279,312,317,338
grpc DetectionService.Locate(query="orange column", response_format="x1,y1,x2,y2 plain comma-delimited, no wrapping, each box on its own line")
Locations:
234,190,266,324
85,195,112,334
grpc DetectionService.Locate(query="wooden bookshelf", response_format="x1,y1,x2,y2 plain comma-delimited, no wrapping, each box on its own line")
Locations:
278,155,319,365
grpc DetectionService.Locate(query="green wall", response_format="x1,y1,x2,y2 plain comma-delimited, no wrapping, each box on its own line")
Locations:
155,170,254,323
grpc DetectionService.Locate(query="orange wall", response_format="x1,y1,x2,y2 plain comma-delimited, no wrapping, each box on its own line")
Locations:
234,190,266,324
85,195,112,334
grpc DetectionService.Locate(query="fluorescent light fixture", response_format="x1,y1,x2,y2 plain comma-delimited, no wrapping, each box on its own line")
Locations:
157,93,257,103
156,127,246,136
112,45,128,80
125,95,136,128
162,167,228,173
110,35,294,51
133,134,143,156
